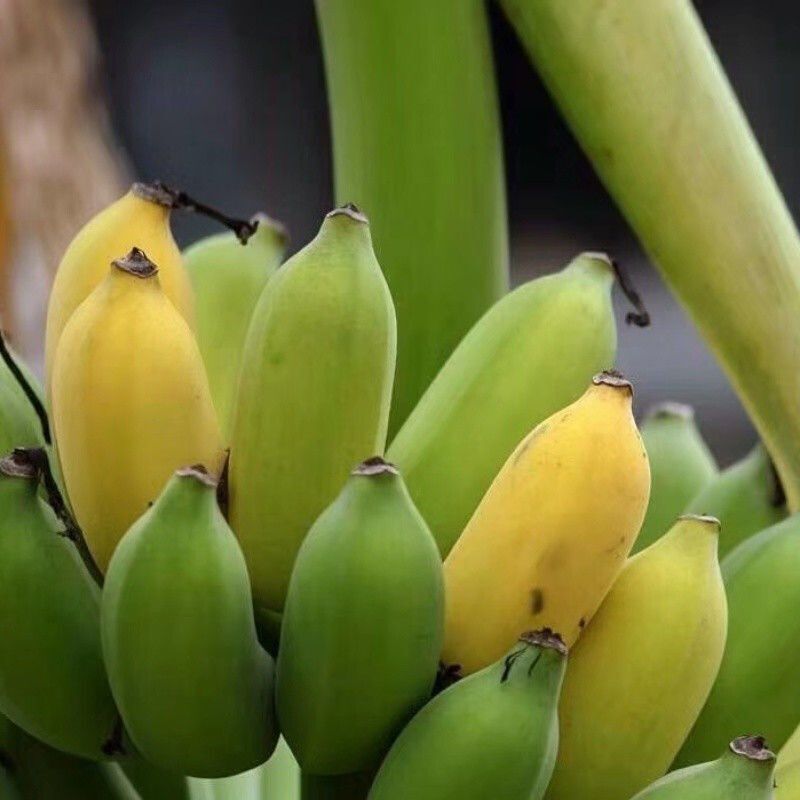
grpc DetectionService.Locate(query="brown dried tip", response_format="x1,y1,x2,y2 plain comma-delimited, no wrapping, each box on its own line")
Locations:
730,736,775,762
131,181,176,208
176,464,218,489
592,369,633,395
250,213,289,247
112,248,158,278
678,513,721,532
352,456,399,477
519,628,568,656
646,401,694,421
0,449,37,479
326,203,369,224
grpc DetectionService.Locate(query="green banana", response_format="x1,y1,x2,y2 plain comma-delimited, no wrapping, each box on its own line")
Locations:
0,336,47,451
230,205,397,611
634,403,718,552
277,458,443,775
685,443,787,558
633,737,776,799
183,214,287,440
676,514,800,766
0,450,117,760
778,761,800,800
119,757,191,799
388,252,619,557
367,630,567,800
101,467,278,778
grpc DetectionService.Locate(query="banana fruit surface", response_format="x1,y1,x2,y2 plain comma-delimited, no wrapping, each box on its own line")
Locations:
45,183,193,388
545,515,728,800
277,458,443,775
230,206,397,611
634,403,717,552
183,214,286,440
443,371,650,673
0,450,117,760
101,467,278,778
368,630,566,800
51,248,224,571
632,737,776,799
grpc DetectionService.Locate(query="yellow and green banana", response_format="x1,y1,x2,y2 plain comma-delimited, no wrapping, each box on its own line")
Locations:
388,252,617,557
183,214,287,440
634,403,718,552
230,206,397,612
545,515,728,800
368,630,567,800
443,372,650,674
0,449,117,761
101,467,278,778
685,443,787,558
51,248,224,572
676,514,800,765
632,737,776,800
277,458,443,775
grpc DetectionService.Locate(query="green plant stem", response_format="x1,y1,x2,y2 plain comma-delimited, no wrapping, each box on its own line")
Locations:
315,0,509,435
300,771,372,800
500,0,800,510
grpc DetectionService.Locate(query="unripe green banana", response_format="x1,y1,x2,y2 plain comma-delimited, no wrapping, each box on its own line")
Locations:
676,514,800,766
634,403,718,552
119,757,191,800
685,443,787,558
0,336,47,452
277,458,443,775
183,215,287,440
387,252,617,556
230,205,397,611
777,760,800,800
367,630,567,800
101,467,278,778
0,450,117,760
632,736,776,799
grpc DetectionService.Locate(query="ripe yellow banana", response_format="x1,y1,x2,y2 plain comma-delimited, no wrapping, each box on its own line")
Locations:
443,371,650,674
51,248,224,571
44,183,193,388
545,515,728,800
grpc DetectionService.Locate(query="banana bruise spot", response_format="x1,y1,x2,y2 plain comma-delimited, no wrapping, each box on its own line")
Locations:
326,202,369,224
352,455,399,477
112,248,159,279
531,588,545,615
729,735,775,762
608,256,650,328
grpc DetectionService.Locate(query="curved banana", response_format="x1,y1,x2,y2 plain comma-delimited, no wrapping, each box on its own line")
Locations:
685,443,787,558
277,458,443,775
101,467,278,779
45,183,193,388
634,403,717,552
0,450,117,760
51,248,224,571
778,761,800,800
676,514,800,766
387,252,616,556
183,214,287,439
368,630,567,800
230,205,397,611
632,737,776,799
443,371,650,674
545,515,727,800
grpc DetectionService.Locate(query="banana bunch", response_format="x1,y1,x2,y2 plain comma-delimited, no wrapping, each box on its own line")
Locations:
0,179,790,800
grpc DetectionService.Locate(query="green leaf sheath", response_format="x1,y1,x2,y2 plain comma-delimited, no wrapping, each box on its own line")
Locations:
500,0,800,510
315,0,509,434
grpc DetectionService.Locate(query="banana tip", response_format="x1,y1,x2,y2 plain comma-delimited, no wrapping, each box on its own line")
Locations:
112,248,159,279
645,401,695,421
730,736,775,762
131,181,176,209
678,513,721,533
0,449,38,479
518,628,567,656
592,369,633,395
326,203,369,225
176,464,218,489
352,456,399,477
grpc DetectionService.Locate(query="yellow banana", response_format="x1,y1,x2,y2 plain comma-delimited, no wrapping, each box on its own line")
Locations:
51,248,224,571
545,515,728,800
44,183,193,389
443,371,650,674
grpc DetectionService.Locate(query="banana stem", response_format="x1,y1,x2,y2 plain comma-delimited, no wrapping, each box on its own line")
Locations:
315,0,509,434
499,0,800,510
0,331,50,444
17,447,104,587
300,771,372,800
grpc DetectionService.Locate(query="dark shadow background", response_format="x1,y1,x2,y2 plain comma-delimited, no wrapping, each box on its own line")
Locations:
87,0,798,464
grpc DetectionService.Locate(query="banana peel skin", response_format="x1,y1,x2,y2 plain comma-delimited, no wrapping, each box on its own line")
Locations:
388,252,617,558
367,630,567,800
101,468,278,779
277,458,443,776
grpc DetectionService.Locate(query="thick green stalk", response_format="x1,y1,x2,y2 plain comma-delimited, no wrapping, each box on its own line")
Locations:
500,0,800,509
315,0,509,433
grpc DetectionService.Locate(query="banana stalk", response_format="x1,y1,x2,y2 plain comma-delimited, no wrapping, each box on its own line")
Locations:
499,0,800,509
315,0,509,434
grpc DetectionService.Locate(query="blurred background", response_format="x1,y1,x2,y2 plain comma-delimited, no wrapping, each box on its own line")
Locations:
1,0,794,462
